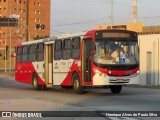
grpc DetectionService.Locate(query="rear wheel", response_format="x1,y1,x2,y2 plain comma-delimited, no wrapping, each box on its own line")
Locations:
109,85,122,93
72,73,84,94
41,85,48,90
32,74,42,90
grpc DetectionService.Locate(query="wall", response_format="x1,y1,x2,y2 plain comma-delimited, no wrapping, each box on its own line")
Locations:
138,34,160,86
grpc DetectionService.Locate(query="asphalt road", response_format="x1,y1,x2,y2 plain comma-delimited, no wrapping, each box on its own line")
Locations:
0,76,160,120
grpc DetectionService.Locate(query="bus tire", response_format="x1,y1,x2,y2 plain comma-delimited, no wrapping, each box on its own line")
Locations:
72,73,84,94
109,85,122,93
41,85,48,90
32,74,42,90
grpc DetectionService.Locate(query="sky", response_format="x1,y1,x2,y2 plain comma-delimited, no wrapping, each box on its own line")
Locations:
50,0,160,36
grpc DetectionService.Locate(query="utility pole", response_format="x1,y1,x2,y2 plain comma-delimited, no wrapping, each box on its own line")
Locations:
133,0,137,23
7,0,12,72
110,0,113,24
26,0,29,41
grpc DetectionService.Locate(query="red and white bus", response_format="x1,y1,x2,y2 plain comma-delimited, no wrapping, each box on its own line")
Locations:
15,29,139,94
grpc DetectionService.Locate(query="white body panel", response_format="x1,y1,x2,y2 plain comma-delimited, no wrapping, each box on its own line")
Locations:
53,59,74,85
93,72,139,86
32,61,45,82
49,63,52,83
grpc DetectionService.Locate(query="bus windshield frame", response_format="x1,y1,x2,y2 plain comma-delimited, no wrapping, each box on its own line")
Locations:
93,31,139,70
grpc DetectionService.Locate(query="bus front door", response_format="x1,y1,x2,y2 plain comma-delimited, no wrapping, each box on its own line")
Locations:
83,38,92,85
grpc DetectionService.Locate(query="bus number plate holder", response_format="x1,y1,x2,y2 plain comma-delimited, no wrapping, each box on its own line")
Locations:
116,79,124,82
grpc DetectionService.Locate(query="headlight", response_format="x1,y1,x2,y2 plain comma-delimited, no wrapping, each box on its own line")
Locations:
93,68,99,74
137,70,140,74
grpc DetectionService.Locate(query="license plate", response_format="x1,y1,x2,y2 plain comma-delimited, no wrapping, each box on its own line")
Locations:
116,79,124,82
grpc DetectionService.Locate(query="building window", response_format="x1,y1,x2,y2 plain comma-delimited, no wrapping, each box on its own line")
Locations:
4,7,6,11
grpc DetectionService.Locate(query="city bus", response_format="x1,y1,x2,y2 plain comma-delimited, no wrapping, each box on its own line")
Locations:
15,29,139,94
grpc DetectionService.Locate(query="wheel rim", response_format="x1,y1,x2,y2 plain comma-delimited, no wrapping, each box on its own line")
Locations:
33,77,37,88
74,79,79,89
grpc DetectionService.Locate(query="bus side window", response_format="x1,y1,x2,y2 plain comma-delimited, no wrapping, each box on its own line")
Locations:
36,43,44,61
54,40,62,60
71,37,80,59
62,39,71,60
22,46,28,62
17,47,22,62
28,44,36,62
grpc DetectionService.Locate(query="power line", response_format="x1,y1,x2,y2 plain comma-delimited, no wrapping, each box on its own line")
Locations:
52,17,107,27
44,27,65,34
140,16,160,19
50,29,65,34
52,15,160,27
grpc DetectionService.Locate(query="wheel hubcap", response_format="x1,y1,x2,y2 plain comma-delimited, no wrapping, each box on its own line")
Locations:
33,78,37,87
74,80,79,89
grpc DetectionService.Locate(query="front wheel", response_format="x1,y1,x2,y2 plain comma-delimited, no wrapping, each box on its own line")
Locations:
72,73,84,94
109,85,122,93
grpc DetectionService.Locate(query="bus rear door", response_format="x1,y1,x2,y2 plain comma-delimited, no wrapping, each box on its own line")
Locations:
44,43,53,87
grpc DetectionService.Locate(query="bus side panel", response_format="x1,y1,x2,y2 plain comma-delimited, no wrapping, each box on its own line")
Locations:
15,62,45,85
15,62,34,84
60,59,81,86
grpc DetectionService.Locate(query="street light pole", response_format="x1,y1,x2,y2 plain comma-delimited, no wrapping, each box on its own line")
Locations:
110,0,113,24
9,27,12,72
5,38,7,72
4,30,20,72
9,0,12,72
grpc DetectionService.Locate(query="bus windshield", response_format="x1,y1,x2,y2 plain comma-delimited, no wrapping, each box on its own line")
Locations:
93,40,139,65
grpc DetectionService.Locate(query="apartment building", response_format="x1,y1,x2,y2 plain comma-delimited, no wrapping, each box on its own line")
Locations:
0,0,50,48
